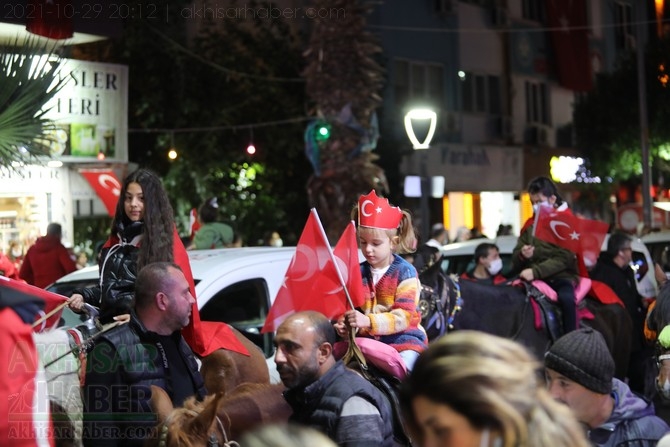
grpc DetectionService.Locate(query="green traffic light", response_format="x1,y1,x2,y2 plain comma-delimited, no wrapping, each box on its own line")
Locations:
315,122,331,141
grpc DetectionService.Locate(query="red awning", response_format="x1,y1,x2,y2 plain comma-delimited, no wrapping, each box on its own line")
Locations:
79,169,121,216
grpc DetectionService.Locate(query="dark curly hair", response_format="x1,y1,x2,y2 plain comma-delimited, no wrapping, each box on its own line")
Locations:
111,168,174,270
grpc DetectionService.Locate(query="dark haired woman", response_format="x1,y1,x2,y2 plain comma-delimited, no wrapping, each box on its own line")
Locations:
68,169,214,355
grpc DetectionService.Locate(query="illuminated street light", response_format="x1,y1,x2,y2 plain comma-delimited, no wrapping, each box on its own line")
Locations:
404,108,437,149
404,108,437,241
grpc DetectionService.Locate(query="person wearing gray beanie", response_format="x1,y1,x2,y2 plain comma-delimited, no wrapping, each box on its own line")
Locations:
545,327,614,394
545,328,668,446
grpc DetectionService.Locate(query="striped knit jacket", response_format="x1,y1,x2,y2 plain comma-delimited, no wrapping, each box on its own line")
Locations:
358,254,428,353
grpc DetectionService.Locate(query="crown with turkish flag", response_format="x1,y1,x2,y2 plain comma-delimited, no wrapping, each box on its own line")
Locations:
358,190,403,230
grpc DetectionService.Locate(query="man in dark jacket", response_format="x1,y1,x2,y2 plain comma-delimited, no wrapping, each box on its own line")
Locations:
276,311,396,447
545,328,668,446
19,223,76,288
82,262,206,447
590,232,652,395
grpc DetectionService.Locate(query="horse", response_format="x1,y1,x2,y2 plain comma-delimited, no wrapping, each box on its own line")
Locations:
418,263,634,378
147,382,291,447
34,316,271,446
646,288,670,424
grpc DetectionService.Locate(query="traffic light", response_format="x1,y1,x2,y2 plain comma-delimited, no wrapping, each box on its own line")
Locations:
314,122,331,142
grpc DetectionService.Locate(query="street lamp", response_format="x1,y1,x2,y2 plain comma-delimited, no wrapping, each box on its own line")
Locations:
404,108,437,242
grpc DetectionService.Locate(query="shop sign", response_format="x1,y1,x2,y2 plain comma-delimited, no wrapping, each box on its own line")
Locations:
420,144,523,192
41,59,128,163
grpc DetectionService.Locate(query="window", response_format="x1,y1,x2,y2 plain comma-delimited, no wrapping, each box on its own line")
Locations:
614,1,634,50
524,81,549,124
394,60,444,108
200,278,274,357
461,72,501,114
522,0,545,22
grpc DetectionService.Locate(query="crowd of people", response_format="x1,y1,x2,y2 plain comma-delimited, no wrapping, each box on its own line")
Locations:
6,171,670,447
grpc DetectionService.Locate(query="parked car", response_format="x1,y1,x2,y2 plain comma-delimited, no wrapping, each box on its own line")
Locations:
47,247,297,358
641,230,670,280
440,234,658,298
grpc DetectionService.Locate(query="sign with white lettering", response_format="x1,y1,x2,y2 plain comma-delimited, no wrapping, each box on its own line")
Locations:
42,59,128,163
412,144,523,192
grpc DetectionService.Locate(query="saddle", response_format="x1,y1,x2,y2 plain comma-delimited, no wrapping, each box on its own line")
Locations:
520,278,593,342
523,282,563,342
337,330,413,447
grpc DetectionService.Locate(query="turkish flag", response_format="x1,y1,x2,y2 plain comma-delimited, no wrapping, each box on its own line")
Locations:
332,221,366,310
262,209,358,333
172,229,248,357
189,208,201,239
535,206,609,276
545,0,592,91
0,307,54,447
79,169,121,217
25,0,74,40
0,276,68,332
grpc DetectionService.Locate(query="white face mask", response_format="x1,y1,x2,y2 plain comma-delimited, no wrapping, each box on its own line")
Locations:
660,378,670,400
271,238,283,247
487,258,503,275
532,200,551,213
479,428,502,447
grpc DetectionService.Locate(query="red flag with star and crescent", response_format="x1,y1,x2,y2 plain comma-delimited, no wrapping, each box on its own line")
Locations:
545,0,592,91
261,211,365,333
534,206,609,276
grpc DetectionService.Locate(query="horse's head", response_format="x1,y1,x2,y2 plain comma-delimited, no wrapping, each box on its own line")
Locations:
149,385,229,447
148,383,290,447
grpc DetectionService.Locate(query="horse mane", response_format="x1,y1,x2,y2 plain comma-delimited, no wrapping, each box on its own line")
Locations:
150,383,290,447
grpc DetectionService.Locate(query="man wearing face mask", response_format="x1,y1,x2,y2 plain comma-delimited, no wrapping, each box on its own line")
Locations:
462,242,507,285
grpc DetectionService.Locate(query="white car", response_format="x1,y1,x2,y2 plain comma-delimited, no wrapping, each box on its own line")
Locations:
641,230,670,280
47,247,297,358
440,234,658,298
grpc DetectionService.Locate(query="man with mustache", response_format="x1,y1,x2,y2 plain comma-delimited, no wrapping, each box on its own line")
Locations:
83,262,206,447
275,311,396,447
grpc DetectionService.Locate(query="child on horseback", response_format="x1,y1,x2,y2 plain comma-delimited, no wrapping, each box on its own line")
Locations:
512,176,580,333
334,190,427,371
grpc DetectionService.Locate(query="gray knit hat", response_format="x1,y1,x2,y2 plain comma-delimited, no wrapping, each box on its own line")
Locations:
544,328,614,394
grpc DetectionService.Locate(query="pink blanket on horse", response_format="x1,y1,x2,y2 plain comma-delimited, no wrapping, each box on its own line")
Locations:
513,277,594,330
333,338,408,380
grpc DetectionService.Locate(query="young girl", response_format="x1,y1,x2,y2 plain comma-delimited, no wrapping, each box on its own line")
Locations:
68,169,177,323
512,176,580,333
335,190,427,370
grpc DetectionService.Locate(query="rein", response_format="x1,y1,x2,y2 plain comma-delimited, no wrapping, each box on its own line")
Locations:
341,324,368,372
446,274,463,329
158,408,239,447
43,318,129,370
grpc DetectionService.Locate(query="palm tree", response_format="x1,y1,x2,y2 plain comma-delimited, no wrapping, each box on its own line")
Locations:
303,0,387,241
0,38,67,168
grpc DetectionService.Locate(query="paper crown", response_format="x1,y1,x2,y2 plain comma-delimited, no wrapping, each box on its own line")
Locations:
358,190,403,230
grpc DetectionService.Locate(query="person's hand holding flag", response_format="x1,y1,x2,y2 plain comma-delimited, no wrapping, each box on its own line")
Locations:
262,210,365,333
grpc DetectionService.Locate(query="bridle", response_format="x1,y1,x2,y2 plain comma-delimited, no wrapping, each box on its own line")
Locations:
157,408,239,447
